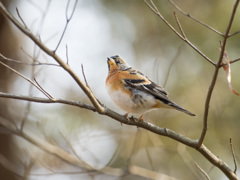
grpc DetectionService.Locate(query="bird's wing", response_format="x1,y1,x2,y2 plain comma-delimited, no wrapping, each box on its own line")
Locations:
122,69,196,116
123,69,172,105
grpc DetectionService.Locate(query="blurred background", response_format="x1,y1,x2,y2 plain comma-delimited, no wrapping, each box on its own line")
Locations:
0,0,240,179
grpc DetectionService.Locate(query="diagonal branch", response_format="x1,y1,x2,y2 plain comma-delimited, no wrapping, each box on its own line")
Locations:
0,2,104,114
0,61,54,100
144,0,215,66
169,0,223,36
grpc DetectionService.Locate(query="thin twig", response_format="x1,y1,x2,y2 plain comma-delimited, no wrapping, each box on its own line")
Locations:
54,0,78,52
197,0,240,147
0,61,54,100
20,47,60,67
59,131,92,169
230,57,240,65
23,160,34,180
66,45,69,64
229,30,240,37
230,138,237,174
81,64,90,88
0,52,59,67
163,45,182,88
16,8,28,28
0,90,238,179
169,0,223,36
219,57,240,67
174,12,186,38
0,92,96,111
144,0,215,66
0,2,104,113
195,162,211,180
33,78,55,100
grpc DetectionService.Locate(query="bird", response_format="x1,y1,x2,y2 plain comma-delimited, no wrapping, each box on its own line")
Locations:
106,55,195,120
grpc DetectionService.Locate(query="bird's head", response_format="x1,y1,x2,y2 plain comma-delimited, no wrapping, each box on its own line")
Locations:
107,55,131,72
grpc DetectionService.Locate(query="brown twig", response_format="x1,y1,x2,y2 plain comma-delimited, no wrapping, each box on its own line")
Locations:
195,162,211,180
169,0,223,36
0,52,59,67
230,138,238,174
197,0,240,148
0,2,104,114
144,0,215,66
66,45,69,65
229,30,240,37
163,45,182,88
33,78,55,100
0,90,238,179
54,0,78,52
0,92,96,111
0,61,55,100
173,12,186,38
16,8,28,29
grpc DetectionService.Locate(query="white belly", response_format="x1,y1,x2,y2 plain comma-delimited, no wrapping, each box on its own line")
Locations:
107,86,157,114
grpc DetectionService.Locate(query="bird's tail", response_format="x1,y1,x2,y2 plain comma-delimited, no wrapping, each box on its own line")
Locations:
170,102,196,116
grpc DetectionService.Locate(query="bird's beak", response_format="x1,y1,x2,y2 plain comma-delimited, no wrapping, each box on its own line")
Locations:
107,57,113,71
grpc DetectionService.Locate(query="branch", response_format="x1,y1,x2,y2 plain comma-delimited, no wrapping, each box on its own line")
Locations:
197,0,240,147
169,0,223,36
0,52,60,67
144,0,215,66
230,138,237,174
0,2,104,114
220,57,240,67
0,92,96,112
195,163,211,180
54,0,78,52
0,92,238,179
0,61,54,100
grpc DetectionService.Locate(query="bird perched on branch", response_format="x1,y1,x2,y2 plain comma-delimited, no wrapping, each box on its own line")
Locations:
106,55,195,120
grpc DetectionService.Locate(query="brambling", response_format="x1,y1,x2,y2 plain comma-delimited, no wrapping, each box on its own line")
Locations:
106,55,195,120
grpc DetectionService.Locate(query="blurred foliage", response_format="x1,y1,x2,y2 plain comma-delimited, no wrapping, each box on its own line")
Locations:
0,0,240,179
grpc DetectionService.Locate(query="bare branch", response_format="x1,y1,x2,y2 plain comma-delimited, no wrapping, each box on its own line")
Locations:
0,92,96,111
230,57,240,65
23,160,34,180
65,45,69,64
33,78,55,100
197,0,240,147
195,162,211,180
0,90,238,179
0,61,55,101
230,138,237,174
0,52,59,67
163,45,182,88
59,132,92,169
81,64,90,89
144,0,215,66
129,164,178,180
16,8,28,29
0,153,23,177
54,0,78,52
0,2,104,114
169,0,223,36
173,12,186,39
229,30,240,37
